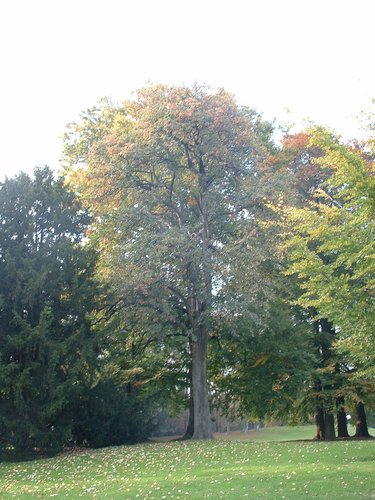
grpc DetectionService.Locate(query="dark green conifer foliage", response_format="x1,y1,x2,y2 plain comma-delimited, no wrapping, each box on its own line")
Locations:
0,167,98,452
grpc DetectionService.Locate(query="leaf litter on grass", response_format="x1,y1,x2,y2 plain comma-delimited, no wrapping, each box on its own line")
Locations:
0,438,374,498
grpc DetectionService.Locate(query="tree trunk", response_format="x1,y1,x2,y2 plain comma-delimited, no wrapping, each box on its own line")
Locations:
354,401,371,438
314,404,325,440
324,412,336,441
188,163,213,440
336,399,350,438
180,340,195,440
191,324,212,440
181,384,194,440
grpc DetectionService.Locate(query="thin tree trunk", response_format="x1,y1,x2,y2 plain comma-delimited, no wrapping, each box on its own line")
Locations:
336,398,350,438
314,404,325,440
180,338,195,440
185,392,194,438
313,376,325,440
354,401,371,438
324,412,336,441
181,380,194,440
315,319,336,441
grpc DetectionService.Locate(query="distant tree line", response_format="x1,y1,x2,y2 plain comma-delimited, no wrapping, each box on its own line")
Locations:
0,85,374,455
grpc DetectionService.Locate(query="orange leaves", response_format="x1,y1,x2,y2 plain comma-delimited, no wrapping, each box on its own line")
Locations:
187,197,197,207
281,132,310,151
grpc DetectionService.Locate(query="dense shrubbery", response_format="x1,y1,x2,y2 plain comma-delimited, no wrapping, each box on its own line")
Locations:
69,380,156,448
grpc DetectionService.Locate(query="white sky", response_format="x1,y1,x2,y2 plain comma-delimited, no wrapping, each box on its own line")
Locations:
0,0,374,180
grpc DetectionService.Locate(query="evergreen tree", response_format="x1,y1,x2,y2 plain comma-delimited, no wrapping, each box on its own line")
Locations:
0,167,100,452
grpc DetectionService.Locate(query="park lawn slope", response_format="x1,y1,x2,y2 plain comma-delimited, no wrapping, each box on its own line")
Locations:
0,433,374,498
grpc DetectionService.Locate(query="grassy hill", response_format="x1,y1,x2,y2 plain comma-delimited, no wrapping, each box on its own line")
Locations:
0,426,374,498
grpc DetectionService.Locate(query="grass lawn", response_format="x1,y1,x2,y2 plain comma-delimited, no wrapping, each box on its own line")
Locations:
0,427,374,499
214,424,318,441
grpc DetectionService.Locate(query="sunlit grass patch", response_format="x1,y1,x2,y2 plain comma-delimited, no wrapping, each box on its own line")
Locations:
214,424,317,442
0,431,374,498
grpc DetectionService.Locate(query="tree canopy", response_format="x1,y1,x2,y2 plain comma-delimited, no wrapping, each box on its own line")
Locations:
1,84,374,452
279,128,375,377
64,84,279,439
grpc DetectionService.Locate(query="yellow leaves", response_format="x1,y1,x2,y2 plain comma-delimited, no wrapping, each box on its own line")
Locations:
272,374,289,392
316,362,337,374
252,353,269,368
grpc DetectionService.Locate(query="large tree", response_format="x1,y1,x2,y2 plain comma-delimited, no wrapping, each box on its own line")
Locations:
278,127,375,438
64,84,273,439
281,127,375,376
0,167,100,452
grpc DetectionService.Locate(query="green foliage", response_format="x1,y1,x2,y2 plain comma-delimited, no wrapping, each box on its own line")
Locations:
280,128,375,377
68,379,156,448
87,306,192,437
0,167,101,452
210,297,316,422
63,84,277,438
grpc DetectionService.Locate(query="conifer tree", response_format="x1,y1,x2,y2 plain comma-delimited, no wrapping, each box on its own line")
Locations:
0,167,100,451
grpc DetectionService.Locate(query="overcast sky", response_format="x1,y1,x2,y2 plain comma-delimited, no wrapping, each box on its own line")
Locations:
0,0,374,180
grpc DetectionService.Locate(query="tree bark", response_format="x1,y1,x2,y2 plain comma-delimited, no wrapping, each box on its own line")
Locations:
324,412,336,441
336,398,350,438
181,369,194,440
191,324,212,440
184,392,194,439
354,401,371,438
314,404,325,440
